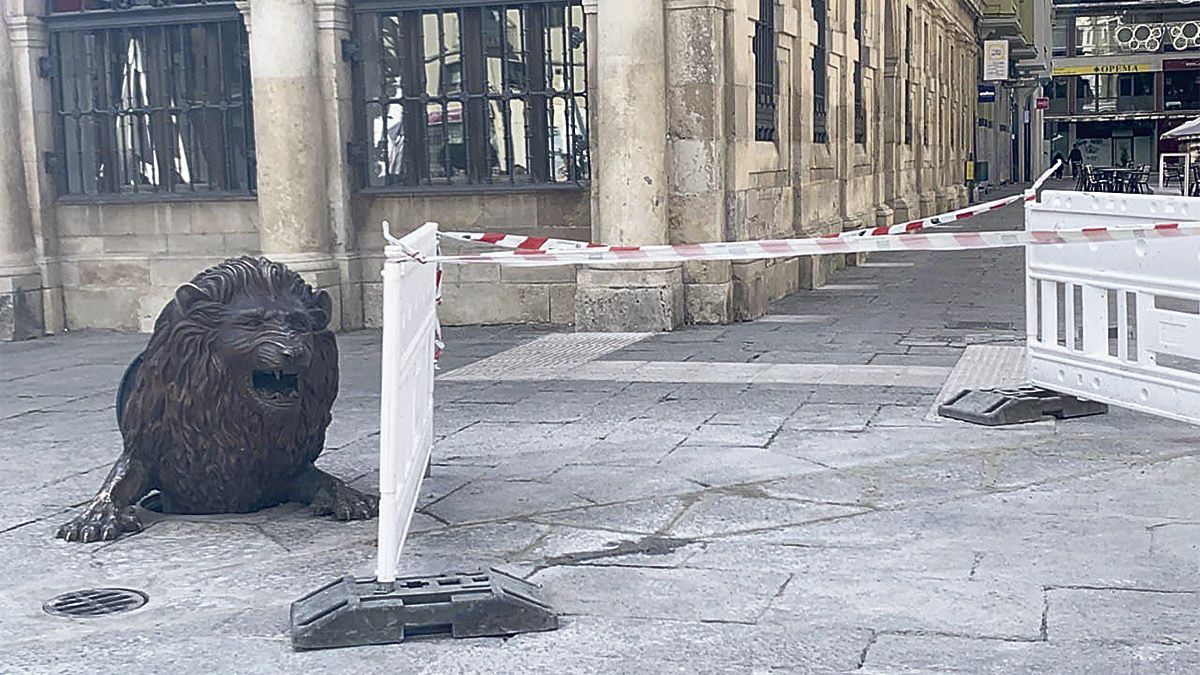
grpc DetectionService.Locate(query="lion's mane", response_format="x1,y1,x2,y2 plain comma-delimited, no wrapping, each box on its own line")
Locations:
118,256,339,514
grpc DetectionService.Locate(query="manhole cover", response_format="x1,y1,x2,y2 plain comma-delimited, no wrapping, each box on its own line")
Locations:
44,588,148,618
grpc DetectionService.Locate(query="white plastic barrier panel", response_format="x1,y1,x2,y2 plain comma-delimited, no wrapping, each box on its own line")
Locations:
1026,192,1200,425
376,222,439,584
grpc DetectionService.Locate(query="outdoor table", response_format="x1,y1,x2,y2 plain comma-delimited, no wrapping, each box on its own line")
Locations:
1093,167,1138,193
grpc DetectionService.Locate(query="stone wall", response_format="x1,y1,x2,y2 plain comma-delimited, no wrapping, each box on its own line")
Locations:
56,200,260,332
1,0,986,338
353,190,590,327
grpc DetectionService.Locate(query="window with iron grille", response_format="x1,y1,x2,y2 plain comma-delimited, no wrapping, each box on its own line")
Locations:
852,0,865,145
922,21,929,146
753,0,776,142
353,0,589,190
903,7,912,145
904,86,912,144
904,7,912,64
45,0,255,198
812,0,828,144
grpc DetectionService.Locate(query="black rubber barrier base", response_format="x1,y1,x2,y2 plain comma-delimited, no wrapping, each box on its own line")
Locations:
290,569,557,651
938,385,1108,426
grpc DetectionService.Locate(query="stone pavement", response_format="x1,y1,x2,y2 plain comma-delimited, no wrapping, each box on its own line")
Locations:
1,189,1197,673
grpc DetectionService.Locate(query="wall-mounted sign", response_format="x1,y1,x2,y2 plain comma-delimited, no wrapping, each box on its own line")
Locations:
1036,97,1050,110
983,39,1009,81
978,83,997,103
1163,58,1200,71
1052,63,1153,76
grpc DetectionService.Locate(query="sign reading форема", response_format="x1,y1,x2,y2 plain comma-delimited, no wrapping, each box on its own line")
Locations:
1052,63,1154,76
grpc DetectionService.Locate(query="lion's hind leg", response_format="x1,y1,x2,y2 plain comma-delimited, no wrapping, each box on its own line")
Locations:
288,464,378,521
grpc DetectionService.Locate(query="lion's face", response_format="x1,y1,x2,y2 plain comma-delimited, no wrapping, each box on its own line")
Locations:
212,294,318,412
161,257,334,417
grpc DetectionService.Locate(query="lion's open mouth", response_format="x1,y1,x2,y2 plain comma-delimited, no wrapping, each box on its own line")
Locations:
251,369,300,407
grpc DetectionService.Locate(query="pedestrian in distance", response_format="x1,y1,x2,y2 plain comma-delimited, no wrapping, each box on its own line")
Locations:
1052,152,1065,179
1068,145,1083,178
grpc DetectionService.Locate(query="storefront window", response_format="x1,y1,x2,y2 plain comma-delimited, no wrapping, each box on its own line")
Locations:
1044,77,1069,114
1052,19,1069,58
1164,70,1200,111
1117,73,1155,112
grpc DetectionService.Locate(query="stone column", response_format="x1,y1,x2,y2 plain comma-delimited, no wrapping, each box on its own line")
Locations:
666,0,730,325
313,0,360,329
575,0,683,332
0,11,43,341
245,0,342,327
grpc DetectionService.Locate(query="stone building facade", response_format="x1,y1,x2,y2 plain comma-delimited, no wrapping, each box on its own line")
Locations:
0,0,982,339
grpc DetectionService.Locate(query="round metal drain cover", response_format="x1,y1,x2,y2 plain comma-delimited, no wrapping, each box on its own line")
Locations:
44,588,148,618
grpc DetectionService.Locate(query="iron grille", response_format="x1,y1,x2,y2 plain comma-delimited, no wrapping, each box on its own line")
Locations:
753,0,776,142
852,0,865,145
49,0,234,13
904,7,912,64
853,63,866,145
904,86,912,144
45,4,255,198
812,0,828,144
354,1,589,190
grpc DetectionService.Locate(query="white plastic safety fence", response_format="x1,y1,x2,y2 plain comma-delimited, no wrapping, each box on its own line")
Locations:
375,222,439,585
1026,192,1200,425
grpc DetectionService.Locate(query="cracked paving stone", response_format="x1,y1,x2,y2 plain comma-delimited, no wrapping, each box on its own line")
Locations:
530,564,791,624
784,403,880,432
764,575,1045,640
666,491,867,539
422,479,593,524
1046,587,1200,645
527,496,688,536
517,527,698,570
861,633,1136,674
654,445,827,487
544,464,701,504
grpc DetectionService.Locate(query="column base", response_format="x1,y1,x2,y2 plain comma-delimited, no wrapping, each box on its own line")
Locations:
918,192,937,218
575,265,684,332
0,270,45,341
732,258,799,322
682,261,732,325
890,197,916,223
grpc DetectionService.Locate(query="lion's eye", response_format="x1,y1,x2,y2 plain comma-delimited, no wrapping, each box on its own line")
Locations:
286,314,309,331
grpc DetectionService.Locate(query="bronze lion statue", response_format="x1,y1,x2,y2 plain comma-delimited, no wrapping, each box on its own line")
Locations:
57,256,377,543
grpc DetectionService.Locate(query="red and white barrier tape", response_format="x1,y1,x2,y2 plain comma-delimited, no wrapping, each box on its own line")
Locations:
396,222,1200,266
437,162,1065,252
442,231,600,251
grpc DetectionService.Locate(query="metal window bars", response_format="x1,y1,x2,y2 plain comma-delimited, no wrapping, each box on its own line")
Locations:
48,0,234,13
812,0,828,144
854,62,866,145
354,1,589,190
45,2,255,198
753,0,776,143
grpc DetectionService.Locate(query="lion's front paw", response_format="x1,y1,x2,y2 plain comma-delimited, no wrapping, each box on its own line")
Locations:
309,484,379,521
56,501,143,543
